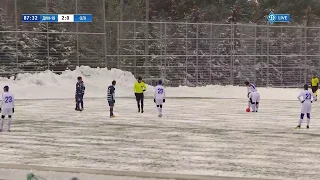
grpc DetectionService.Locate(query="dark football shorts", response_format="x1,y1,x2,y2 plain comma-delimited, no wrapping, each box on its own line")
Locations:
135,93,144,101
312,86,318,93
108,100,115,106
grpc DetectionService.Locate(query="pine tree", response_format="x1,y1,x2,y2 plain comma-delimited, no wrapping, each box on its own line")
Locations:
17,1,76,72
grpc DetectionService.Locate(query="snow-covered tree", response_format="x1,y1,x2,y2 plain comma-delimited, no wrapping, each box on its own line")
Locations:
0,9,17,72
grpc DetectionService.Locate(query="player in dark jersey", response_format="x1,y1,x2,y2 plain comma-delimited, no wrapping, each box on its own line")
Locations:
75,76,85,111
107,80,116,118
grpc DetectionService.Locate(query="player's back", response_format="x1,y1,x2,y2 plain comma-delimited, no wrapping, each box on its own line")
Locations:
2,92,14,109
154,85,165,99
107,85,115,101
298,90,315,102
248,83,257,93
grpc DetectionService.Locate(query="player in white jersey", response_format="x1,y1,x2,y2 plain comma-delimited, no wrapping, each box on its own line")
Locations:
154,80,166,117
296,84,317,129
0,86,14,132
245,81,259,111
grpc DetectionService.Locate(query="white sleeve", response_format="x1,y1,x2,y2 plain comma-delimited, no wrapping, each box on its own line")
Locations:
163,88,166,99
0,94,3,108
154,87,157,99
297,92,303,101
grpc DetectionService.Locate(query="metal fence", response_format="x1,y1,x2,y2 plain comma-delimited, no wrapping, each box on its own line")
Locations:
1,0,320,87
108,21,320,87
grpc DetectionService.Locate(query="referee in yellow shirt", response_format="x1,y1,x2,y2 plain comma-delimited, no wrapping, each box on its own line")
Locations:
311,74,319,98
134,77,147,113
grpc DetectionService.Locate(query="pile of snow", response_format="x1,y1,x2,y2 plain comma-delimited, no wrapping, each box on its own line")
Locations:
0,66,302,100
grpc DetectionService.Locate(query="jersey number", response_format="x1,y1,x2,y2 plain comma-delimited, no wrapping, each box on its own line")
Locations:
306,93,311,100
5,96,12,103
158,88,163,94
108,87,113,94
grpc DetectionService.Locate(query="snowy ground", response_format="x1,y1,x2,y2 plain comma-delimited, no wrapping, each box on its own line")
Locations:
1,98,320,180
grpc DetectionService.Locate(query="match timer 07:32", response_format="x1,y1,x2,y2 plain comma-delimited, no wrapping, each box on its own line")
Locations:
22,14,40,22
22,14,92,23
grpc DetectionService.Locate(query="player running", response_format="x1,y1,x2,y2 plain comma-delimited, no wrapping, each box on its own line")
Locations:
134,77,147,113
108,80,116,118
75,76,85,111
296,84,317,129
244,81,259,112
0,86,14,132
154,80,166,117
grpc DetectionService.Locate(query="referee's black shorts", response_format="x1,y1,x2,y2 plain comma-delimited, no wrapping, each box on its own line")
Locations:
311,86,318,93
135,93,144,101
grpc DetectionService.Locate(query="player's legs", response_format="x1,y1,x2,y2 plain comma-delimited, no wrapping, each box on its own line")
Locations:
140,94,144,113
7,114,12,132
297,113,304,128
306,104,311,128
80,94,84,110
108,101,115,117
156,99,163,115
2,109,12,131
256,93,260,111
249,96,256,112
250,99,256,112
75,94,81,111
312,86,318,97
0,115,4,132
0,109,9,131
297,104,308,128
135,93,141,112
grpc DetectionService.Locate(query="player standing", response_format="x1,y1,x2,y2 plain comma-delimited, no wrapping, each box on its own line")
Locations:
296,84,316,129
134,77,147,113
244,81,258,111
108,80,116,118
311,74,319,98
75,76,85,111
0,86,14,132
154,80,166,117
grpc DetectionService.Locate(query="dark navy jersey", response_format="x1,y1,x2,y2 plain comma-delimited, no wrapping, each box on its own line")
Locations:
76,82,85,95
107,85,115,101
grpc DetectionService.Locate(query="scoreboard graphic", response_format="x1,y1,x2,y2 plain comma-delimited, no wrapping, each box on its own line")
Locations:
22,14,92,22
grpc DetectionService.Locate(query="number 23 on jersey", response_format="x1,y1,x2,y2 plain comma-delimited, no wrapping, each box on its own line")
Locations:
4,96,12,103
306,93,311,99
158,88,163,94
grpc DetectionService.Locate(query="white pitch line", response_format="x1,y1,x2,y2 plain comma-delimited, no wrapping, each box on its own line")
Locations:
0,163,278,180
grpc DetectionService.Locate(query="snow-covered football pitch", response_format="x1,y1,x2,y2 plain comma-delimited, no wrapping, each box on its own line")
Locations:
0,97,320,180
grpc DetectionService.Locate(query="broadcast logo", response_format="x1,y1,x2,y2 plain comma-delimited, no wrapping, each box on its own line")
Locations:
267,11,290,24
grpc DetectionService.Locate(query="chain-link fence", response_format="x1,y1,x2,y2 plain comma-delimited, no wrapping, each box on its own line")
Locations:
107,21,320,87
1,0,320,87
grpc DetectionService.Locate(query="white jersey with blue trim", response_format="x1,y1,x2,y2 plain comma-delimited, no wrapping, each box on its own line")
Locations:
248,83,257,93
297,90,316,102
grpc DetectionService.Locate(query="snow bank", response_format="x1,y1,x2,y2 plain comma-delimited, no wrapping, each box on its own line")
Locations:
0,66,301,100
